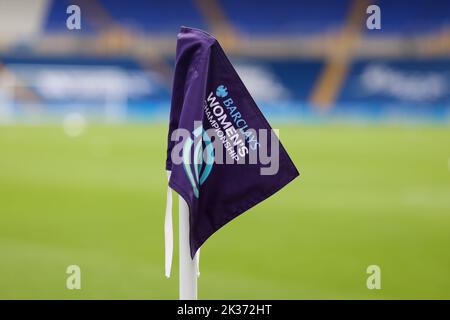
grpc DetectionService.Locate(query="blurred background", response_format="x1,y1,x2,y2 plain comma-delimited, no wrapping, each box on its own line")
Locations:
0,0,449,299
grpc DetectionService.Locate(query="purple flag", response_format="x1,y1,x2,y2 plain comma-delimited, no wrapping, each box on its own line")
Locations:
165,27,299,271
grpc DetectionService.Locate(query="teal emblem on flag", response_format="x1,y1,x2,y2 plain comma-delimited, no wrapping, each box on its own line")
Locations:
216,85,228,98
182,125,215,198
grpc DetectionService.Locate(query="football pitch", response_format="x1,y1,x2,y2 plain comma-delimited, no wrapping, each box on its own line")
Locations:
0,123,449,299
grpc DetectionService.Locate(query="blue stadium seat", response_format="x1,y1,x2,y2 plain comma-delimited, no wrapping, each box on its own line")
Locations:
44,0,206,34
45,0,96,33
44,0,450,36
218,0,350,35
366,0,450,35
98,0,206,34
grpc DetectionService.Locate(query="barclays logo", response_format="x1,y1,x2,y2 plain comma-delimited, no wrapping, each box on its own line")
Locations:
216,85,228,98
182,125,215,198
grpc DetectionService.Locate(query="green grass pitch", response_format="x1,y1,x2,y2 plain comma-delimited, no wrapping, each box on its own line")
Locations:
0,123,449,299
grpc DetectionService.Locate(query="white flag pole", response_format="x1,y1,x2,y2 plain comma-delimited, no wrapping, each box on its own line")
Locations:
179,195,197,300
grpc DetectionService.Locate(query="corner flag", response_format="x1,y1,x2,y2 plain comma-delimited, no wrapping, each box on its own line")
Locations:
165,27,299,280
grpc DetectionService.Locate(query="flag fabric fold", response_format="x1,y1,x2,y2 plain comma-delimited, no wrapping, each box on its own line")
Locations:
165,27,299,271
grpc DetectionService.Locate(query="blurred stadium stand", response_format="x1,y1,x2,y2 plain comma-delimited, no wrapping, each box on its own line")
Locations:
0,0,449,123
